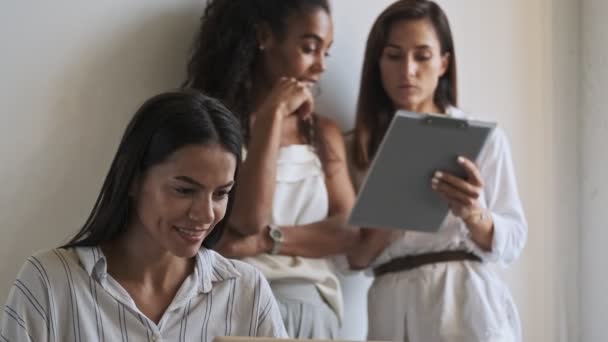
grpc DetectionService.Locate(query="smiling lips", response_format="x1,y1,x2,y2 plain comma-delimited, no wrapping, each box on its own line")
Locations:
174,226,208,243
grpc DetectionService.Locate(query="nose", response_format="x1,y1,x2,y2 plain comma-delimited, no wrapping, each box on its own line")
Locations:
313,52,327,74
188,195,214,225
403,55,417,77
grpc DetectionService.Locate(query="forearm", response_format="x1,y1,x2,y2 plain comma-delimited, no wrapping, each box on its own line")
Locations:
230,114,283,236
215,227,270,258
465,210,527,264
347,228,394,270
277,215,359,258
217,215,359,259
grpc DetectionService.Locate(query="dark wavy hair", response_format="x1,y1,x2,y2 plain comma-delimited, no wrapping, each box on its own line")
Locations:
183,0,333,169
63,90,243,250
353,0,458,169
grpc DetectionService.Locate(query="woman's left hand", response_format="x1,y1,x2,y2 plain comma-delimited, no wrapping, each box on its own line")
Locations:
431,156,485,223
431,156,494,250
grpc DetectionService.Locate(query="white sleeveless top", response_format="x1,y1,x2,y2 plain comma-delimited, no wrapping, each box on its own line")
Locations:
243,145,343,321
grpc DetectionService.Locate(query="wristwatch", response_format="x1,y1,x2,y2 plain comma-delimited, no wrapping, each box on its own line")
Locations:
267,224,284,255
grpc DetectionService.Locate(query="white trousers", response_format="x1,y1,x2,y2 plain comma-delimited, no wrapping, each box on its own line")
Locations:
271,281,339,339
367,260,521,342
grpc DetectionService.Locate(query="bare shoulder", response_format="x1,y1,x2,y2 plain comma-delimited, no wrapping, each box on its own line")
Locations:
315,114,345,149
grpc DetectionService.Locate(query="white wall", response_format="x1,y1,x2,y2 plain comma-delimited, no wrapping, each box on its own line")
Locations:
550,0,581,340
441,1,557,340
0,0,574,341
581,0,608,341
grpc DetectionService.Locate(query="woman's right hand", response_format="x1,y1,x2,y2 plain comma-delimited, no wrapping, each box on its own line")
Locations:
256,77,314,121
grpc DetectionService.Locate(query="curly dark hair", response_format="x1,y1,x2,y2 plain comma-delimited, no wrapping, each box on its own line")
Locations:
183,0,334,169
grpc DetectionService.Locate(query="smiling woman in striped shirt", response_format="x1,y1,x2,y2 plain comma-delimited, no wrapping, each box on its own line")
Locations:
0,90,287,341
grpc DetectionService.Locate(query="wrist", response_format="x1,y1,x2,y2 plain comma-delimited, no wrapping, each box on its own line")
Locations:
463,208,488,226
274,102,291,118
256,102,288,121
266,224,284,255
463,210,494,251
258,230,273,254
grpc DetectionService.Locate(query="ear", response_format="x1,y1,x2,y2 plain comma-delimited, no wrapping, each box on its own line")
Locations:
439,52,450,77
255,22,275,51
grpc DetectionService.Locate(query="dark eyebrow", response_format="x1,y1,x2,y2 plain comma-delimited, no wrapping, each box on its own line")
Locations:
175,176,235,189
300,33,333,50
385,43,432,50
414,44,433,50
299,33,323,42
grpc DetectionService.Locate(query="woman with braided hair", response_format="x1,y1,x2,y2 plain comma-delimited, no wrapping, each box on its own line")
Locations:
184,0,359,338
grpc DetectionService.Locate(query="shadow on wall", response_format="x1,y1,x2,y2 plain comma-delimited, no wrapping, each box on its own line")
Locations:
0,4,202,298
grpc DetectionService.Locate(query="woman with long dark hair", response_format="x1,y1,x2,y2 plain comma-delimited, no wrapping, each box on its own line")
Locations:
348,1,527,341
184,0,359,338
0,90,286,340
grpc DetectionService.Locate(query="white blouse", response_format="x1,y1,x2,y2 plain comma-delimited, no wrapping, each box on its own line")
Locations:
352,107,527,267
243,145,343,321
0,247,287,341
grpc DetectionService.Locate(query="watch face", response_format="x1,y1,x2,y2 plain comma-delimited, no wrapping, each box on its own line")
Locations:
270,228,283,241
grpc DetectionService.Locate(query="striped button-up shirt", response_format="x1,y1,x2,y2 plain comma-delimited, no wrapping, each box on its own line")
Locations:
0,247,287,341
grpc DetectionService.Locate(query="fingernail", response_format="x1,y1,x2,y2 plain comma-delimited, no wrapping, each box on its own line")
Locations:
431,177,439,185
431,183,437,190
435,171,443,178
457,156,465,163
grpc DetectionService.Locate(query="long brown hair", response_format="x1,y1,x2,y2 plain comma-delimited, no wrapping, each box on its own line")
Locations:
63,90,243,250
353,0,458,169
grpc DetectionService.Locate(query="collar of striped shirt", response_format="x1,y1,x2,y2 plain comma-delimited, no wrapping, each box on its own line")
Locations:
76,246,241,294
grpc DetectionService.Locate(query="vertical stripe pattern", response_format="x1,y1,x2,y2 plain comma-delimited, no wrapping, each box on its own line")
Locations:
0,248,287,341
